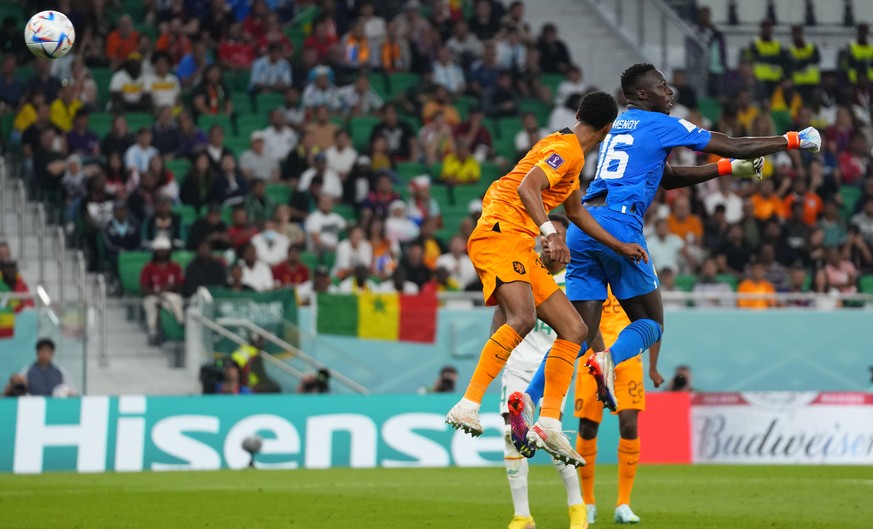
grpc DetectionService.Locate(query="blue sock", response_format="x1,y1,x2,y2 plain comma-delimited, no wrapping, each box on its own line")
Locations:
524,341,587,404
609,319,663,365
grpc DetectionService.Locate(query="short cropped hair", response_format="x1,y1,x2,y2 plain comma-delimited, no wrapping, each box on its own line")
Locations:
576,91,618,130
548,214,570,229
621,63,657,96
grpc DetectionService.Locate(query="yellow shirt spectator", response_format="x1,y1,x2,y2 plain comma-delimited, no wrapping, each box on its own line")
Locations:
13,103,38,133
440,152,481,184
50,98,83,133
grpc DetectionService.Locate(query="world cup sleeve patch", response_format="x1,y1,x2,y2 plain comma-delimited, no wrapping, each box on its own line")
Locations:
545,152,565,170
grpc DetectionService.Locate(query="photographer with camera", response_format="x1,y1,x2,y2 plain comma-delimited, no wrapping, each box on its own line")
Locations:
668,365,695,392
298,368,331,393
3,373,28,397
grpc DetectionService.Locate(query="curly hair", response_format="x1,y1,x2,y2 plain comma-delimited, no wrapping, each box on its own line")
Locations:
620,63,657,96
575,91,618,130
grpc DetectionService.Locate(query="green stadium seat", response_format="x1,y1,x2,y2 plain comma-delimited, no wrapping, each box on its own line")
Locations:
396,161,428,182
429,185,452,205
254,92,285,114
497,117,523,140
349,116,381,151
369,73,390,101
454,95,478,121
266,184,292,205
388,72,419,99
480,161,502,182
0,113,14,142
231,92,253,114
699,98,722,123
715,273,739,291
301,251,319,271
492,133,517,160
173,204,199,240
674,274,696,292
229,70,251,93
519,99,552,126
399,114,421,131
172,250,195,270
225,136,251,156
198,114,234,136
840,185,862,219
333,204,358,222
541,74,565,100
860,275,873,294
118,251,152,296
236,114,269,137
88,112,114,137
159,307,185,342
453,185,485,206
482,118,499,140
91,68,113,108
126,113,154,132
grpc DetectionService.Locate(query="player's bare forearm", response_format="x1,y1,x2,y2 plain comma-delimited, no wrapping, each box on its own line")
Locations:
704,131,789,159
660,163,719,190
563,190,625,252
517,166,552,228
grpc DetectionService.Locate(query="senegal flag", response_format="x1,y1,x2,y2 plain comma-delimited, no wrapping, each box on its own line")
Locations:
0,309,14,339
316,292,437,343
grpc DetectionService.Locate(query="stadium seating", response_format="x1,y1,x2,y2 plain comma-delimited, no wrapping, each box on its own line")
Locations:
674,274,696,291
266,184,293,205
860,275,873,294
118,251,152,296
840,186,862,219
349,116,381,151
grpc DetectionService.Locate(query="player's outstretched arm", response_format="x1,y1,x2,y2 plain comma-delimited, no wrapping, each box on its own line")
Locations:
563,189,649,263
660,158,763,189
703,127,821,159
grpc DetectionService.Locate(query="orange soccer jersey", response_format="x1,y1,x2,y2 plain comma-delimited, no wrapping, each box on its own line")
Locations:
478,128,585,237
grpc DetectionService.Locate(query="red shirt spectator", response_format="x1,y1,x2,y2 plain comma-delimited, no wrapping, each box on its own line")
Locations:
304,21,339,63
139,259,184,294
219,25,257,69
272,261,310,286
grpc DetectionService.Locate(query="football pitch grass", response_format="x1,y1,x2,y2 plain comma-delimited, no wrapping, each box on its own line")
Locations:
0,465,870,528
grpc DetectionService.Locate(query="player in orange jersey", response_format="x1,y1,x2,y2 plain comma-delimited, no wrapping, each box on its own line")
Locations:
446,91,649,467
574,287,663,524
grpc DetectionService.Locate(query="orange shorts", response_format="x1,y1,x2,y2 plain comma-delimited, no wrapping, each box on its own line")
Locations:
467,224,559,307
574,350,645,422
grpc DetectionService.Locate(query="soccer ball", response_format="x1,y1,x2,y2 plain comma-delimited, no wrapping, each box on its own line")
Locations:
24,11,76,60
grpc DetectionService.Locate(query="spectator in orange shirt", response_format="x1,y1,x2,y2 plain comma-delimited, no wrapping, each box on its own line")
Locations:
782,177,822,226
737,260,776,309
105,15,140,69
750,179,785,222
155,18,192,66
666,195,703,242
421,85,461,126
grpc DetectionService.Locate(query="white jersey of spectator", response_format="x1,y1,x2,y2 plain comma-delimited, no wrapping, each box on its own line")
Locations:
145,71,181,108
282,104,305,130
332,238,373,276
338,84,384,115
692,280,734,307
240,148,279,181
496,40,526,71
325,144,358,177
406,197,441,226
298,167,343,199
514,127,549,153
377,279,420,294
336,276,380,294
304,210,347,251
851,209,873,246
433,60,466,94
261,124,298,163
249,56,293,90
362,15,387,46
302,83,342,111
240,259,275,292
435,252,477,290
554,79,586,106
547,105,577,133
646,231,685,274
704,187,744,224
251,230,291,267
123,143,159,174
109,69,147,105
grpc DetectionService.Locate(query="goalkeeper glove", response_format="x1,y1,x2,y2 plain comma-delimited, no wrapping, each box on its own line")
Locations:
784,126,822,153
717,157,764,179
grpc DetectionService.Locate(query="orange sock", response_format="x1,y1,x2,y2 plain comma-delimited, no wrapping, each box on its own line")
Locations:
576,435,597,505
617,437,640,506
463,324,522,404
540,338,580,419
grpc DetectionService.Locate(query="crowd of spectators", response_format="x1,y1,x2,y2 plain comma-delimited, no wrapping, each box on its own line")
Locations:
0,0,872,328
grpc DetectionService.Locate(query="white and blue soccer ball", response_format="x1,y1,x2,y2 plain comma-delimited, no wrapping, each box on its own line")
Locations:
24,11,76,60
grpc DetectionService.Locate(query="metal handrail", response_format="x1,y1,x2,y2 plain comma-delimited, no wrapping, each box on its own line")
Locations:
95,274,108,367
55,226,65,303
189,312,308,382
75,250,86,304
15,179,24,258
215,317,371,394
35,203,45,285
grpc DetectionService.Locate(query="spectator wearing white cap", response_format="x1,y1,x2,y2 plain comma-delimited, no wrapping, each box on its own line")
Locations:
385,200,420,244
140,235,184,345
240,130,280,182
302,65,342,112
407,175,442,227
261,108,299,164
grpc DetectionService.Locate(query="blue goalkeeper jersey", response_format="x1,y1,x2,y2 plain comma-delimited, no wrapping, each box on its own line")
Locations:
583,108,713,228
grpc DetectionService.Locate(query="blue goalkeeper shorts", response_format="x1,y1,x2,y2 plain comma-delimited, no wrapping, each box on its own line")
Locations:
565,206,659,301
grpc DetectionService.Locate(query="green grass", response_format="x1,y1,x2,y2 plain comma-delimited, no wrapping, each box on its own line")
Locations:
0,465,871,528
